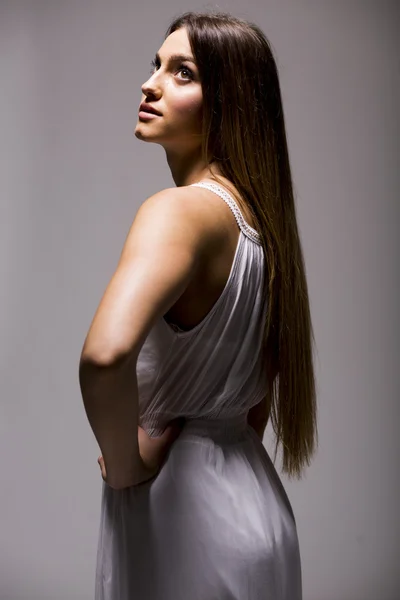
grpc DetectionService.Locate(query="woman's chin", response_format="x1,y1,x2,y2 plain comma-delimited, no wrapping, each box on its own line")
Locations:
134,129,164,145
134,128,151,141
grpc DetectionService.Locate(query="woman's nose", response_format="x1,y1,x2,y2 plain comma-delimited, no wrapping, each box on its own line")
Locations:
141,74,161,99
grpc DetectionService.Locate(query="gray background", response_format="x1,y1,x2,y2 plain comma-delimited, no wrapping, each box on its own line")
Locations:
1,1,399,599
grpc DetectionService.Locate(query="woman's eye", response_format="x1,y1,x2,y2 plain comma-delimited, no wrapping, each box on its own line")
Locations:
149,59,193,81
177,66,193,80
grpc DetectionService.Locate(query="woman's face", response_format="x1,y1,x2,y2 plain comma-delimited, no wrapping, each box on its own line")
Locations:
134,28,203,152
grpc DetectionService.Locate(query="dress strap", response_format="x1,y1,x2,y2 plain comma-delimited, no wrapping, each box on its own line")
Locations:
190,181,262,245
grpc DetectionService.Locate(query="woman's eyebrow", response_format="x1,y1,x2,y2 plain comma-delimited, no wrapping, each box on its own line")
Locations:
155,52,196,65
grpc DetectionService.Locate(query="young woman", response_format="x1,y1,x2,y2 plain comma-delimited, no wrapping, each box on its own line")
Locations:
79,10,318,600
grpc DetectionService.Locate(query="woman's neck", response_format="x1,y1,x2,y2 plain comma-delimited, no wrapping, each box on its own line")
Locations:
164,147,223,187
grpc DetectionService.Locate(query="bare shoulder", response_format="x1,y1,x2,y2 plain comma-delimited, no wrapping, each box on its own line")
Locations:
140,184,223,223
134,185,224,250
81,185,224,365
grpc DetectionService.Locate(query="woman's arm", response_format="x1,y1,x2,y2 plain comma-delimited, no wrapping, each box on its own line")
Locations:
79,188,211,489
79,356,144,489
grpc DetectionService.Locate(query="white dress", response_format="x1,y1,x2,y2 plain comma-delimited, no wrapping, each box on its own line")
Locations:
95,181,302,599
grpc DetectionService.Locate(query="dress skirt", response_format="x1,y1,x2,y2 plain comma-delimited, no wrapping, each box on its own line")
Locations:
94,415,302,600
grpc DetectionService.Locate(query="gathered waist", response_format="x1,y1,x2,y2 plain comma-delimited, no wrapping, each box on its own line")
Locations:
182,414,249,443
140,412,251,443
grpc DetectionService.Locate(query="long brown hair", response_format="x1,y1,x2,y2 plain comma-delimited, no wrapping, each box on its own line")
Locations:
165,11,318,479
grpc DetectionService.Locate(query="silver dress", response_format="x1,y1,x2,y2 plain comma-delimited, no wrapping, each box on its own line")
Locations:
95,182,302,599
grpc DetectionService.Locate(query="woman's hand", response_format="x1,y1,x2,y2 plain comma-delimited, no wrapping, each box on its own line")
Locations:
98,417,185,488
137,417,185,476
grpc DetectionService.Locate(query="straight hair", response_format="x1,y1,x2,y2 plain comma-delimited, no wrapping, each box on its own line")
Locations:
165,11,318,479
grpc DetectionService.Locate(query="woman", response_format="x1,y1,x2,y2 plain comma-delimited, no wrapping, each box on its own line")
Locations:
79,10,318,600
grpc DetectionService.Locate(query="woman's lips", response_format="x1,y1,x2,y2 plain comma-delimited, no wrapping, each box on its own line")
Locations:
138,111,161,120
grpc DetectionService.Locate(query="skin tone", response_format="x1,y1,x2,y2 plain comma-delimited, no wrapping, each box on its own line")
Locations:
134,27,223,187
133,27,258,224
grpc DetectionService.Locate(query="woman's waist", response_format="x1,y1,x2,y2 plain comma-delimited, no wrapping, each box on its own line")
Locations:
140,412,250,443
183,414,249,442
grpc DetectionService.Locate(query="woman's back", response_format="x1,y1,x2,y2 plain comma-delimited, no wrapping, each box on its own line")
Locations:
136,181,269,436
163,177,259,332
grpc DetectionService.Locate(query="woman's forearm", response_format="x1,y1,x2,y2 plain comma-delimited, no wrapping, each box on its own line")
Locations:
79,355,143,489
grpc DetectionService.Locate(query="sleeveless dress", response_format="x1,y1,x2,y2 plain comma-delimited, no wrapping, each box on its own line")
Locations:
94,181,302,599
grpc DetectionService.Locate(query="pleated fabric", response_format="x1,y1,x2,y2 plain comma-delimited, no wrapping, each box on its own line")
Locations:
95,181,302,599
